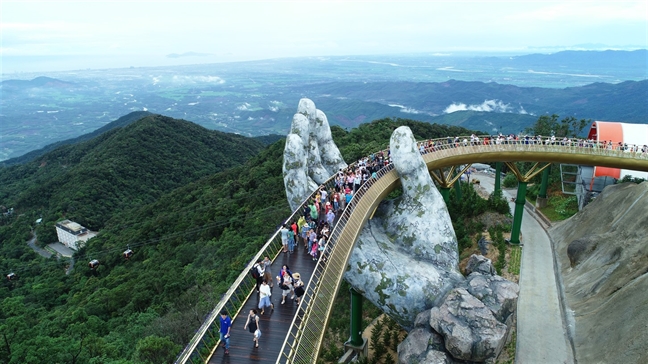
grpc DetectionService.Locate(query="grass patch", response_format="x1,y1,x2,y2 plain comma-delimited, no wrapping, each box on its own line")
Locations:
497,330,517,364
508,246,521,276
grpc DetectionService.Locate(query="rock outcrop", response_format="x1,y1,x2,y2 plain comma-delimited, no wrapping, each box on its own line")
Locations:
430,288,507,362
550,181,648,364
344,126,464,327
465,254,495,276
283,99,347,210
462,272,519,323
282,105,521,362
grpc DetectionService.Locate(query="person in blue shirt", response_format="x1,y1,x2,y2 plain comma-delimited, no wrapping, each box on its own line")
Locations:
346,190,353,204
280,224,290,253
219,310,232,355
301,220,311,250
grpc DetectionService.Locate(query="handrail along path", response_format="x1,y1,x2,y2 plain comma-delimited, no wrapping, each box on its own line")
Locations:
176,136,648,364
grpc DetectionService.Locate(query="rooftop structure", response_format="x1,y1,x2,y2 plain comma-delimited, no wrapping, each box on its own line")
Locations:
55,219,97,250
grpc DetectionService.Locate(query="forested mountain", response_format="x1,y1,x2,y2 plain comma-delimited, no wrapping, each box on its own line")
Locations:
304,79,648,126
0,115,481,363
1,111,153,166
0,114,265,239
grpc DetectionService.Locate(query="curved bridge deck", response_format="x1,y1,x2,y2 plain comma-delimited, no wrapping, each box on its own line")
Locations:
176,138,648,364
208,250,318,364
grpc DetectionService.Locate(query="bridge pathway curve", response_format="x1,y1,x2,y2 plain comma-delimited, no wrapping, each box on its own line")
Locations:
208,246,319,364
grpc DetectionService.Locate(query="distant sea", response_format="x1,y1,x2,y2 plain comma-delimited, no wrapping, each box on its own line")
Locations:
1,54,244,76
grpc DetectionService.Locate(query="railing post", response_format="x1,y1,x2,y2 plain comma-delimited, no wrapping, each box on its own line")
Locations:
536,165,551,208
510,181,528,245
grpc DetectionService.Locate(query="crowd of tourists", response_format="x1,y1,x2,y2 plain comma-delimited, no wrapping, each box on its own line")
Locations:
219,154,387,355
218,132,648,356
417,133,648,154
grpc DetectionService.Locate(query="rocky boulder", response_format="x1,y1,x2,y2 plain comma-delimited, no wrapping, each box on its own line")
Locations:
463,273,519,323
464,254,495,276
429,288,507,362
398,310,450,364
345,126,464,327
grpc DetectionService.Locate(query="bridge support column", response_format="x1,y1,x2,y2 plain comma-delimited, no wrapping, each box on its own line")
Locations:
454,181,462,201
349,288,364,347
536,166,551,208
342,288,367,362
494,162,502,197
440,187,450,204
510,181,528,245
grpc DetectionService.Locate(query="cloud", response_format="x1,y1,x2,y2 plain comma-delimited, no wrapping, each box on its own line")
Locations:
400,107,422,114
171,75,225,84
166,51,211,58
443,99,513,113
237,102,251,111
268,100,282,112
388,103,425,114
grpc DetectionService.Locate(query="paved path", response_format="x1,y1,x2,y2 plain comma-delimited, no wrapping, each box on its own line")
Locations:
26,231,52,258
475,173,572,364
48,242,75,257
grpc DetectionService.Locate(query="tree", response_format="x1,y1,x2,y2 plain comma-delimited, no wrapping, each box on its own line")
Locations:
135,335,180,364
524,114,590,137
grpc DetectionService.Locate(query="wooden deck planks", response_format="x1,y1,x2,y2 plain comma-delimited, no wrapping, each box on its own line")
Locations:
209,245,319,364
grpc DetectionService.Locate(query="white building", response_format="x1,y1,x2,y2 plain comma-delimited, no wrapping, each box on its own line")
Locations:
55,220,97,250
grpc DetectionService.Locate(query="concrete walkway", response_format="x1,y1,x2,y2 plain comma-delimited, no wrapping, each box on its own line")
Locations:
48,242,75,258
475,173,572,364
26,231,52,258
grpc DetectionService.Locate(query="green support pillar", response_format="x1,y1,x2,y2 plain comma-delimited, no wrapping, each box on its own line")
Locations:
510,181,528,245
349,288,364,347
440,187,450,204
536,166,550,208
494,162,502,197
454,181,462,201
539,166,550,199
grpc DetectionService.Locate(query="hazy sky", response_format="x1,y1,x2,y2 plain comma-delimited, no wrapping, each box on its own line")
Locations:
1,1,647,72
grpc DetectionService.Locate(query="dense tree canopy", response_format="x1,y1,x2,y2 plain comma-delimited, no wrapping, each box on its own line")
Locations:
0,116,482,363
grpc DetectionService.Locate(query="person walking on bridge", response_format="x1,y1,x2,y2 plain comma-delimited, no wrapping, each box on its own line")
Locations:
277,272,293,304
258,280,274,315
253,260,264,292
292,273,305,304
280,224,290,253
262,256,273,287
244,309,261,348
219,310,231,355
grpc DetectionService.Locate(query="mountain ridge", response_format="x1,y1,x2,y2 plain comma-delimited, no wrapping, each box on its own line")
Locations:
0,114,265,230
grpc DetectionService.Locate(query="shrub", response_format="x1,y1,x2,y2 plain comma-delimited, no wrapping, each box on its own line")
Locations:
550,195,578,218
503,173,518,188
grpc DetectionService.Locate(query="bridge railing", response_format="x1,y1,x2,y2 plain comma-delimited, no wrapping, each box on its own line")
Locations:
178,133,648,363
276,162,396,363
174,171,342,363
275,135,648,363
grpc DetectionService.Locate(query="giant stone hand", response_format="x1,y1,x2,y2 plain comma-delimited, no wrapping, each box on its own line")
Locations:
344,126,465,328
283,98,347,210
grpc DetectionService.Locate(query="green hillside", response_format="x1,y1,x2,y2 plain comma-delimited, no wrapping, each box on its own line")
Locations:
0,114,265,240
0,116,482,363
0,111,153,167
428,110,538,134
